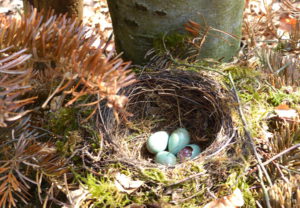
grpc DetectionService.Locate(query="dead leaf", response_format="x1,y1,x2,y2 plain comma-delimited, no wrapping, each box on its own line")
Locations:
279,13,298,33
62,186,90,208
114,173,144,194
267,104,300,123
203,188,244,208
274,106,299,121
275,103,290,110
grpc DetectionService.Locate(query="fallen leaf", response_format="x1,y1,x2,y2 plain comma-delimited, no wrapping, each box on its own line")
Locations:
279,14,298,33
203,188,244,208
274,107,299,121
114,173,144,194
275,103,290,110
62,186,90,208
267,104,300,123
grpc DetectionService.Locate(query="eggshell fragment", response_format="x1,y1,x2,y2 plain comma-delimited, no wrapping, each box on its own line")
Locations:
177,144,201,162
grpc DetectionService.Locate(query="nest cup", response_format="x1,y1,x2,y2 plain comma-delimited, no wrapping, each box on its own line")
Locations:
99,70,235,166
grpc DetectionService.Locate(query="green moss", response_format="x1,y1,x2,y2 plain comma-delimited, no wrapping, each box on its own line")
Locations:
142,168,168,184
225,171,256,207
152,32,189,57
47,107,79,135
267,88,300,106
225,66,261,88
84,174,131,208
153,32,186,50
275,40,294,52
172,162,205,181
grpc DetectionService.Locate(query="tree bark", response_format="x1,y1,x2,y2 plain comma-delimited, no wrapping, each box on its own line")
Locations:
23,0,83,19
107,0,245,64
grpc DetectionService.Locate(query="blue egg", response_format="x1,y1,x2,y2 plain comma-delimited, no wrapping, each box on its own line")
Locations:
146,131,169,154
155,151,177,166
168,128,190,154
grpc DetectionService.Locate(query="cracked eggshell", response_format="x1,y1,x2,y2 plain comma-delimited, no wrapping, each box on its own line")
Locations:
155,151,177,166
186,144,201,159
168,128,190,154
177,144,201,162
146,131,169,154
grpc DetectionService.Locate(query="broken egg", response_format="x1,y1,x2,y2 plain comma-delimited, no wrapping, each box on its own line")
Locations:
177,144,201,162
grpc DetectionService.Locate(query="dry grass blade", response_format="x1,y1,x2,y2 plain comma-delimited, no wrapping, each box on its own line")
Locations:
282,0,300,12
33,143,69,177
265,122,300,179
268,175,300,208
184,20,209,54
257,47,300,88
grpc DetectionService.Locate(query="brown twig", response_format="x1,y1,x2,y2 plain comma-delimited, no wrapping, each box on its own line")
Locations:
228,73,272,208
262,143,300,166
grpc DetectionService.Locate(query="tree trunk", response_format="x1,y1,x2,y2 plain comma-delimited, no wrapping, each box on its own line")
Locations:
23,0,83,19
107,0,245,64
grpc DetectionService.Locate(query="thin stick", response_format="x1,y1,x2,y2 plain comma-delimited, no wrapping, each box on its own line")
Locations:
262,143,300,166
175,94,183,127
258,166,272,208
64,173,73,205
42,76,66,108
228,73,272,208
228,74,272,183
178,190,204,203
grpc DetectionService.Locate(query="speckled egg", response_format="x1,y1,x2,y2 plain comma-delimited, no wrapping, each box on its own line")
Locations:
177,144,201,162
168,128,190,154
146,131,169,154
155,151,177,166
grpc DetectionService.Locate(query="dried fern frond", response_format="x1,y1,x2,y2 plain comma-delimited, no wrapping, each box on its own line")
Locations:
267,124,300,176
0,132,69,207
0,8,134,208
0,9,135,119
0,48,35,128
256,47,300,88
0,134,35,208
268,175,300,208
282,0,300,13
27,142,69,177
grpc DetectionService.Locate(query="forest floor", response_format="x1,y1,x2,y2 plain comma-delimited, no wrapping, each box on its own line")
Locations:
0,0,300,208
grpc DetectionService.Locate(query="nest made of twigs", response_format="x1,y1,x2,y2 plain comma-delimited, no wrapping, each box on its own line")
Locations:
98,69,235,167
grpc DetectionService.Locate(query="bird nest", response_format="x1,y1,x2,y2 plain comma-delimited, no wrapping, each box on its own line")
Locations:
98,70,236,167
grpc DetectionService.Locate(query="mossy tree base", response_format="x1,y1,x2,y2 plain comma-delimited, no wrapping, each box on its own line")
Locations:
107,0,245,64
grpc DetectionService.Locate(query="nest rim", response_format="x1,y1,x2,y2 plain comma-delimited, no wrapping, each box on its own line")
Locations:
98,69,236,168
